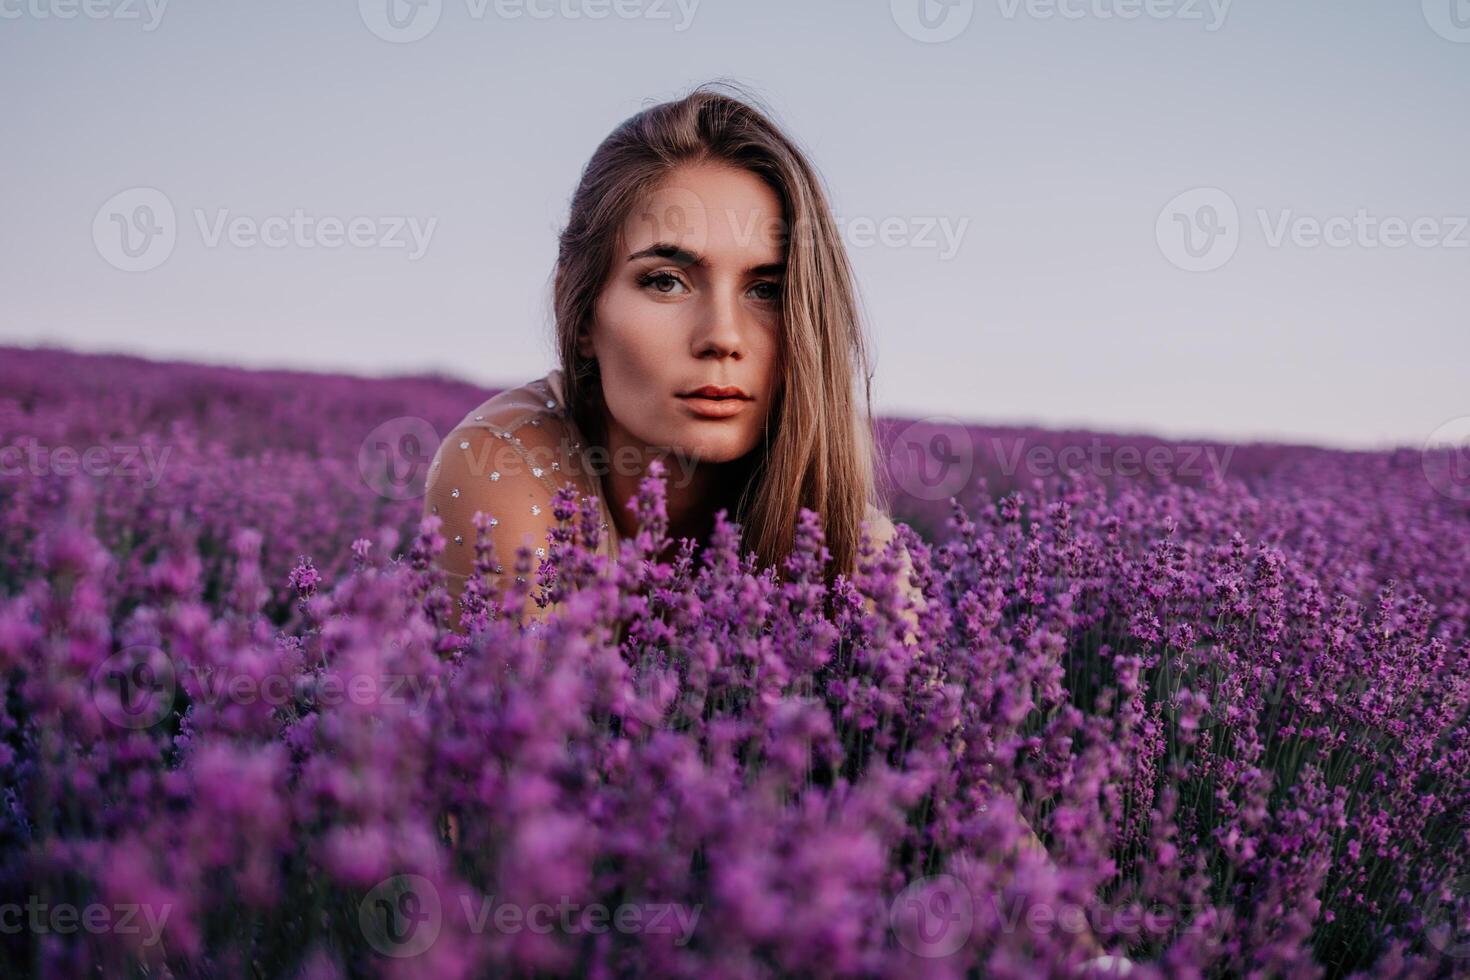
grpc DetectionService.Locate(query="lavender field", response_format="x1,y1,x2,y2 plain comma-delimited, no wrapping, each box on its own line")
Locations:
1,344,1467,979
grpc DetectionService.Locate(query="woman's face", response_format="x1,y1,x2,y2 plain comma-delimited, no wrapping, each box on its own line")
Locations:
582,161,785,466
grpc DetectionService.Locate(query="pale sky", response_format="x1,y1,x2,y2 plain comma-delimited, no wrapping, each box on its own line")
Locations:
2,0,1466,450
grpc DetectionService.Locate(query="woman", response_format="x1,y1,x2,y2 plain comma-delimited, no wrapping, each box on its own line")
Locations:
424,83,919,632
423,83,1130,977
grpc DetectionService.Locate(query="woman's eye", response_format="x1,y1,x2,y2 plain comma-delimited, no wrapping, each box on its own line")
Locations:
750,281,782,303
638,271,686,295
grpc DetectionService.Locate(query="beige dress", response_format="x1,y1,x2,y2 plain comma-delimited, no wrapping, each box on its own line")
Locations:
424,369,620,613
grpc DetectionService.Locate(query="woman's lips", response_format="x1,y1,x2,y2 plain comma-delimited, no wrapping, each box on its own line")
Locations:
677,395,750,419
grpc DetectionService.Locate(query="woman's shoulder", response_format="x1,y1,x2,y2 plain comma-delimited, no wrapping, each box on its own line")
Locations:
861,503,919,580
425,369,598,517
449,371,567,437
863,501,899,547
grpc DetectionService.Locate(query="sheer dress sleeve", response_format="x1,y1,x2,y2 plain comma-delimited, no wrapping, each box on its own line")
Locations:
423,391,603,630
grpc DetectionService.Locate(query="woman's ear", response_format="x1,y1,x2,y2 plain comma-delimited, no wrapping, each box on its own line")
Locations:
576,329,596,361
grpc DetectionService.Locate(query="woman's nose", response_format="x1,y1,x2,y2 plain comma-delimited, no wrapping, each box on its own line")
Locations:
692,285,746,360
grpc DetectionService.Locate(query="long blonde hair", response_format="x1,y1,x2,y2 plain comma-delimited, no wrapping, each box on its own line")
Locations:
552,81,883,586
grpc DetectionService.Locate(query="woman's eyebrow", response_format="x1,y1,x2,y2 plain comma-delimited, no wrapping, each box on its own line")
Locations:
627,242,785,276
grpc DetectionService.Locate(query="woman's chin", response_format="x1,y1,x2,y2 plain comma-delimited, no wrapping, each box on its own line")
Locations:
666,437,758,467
